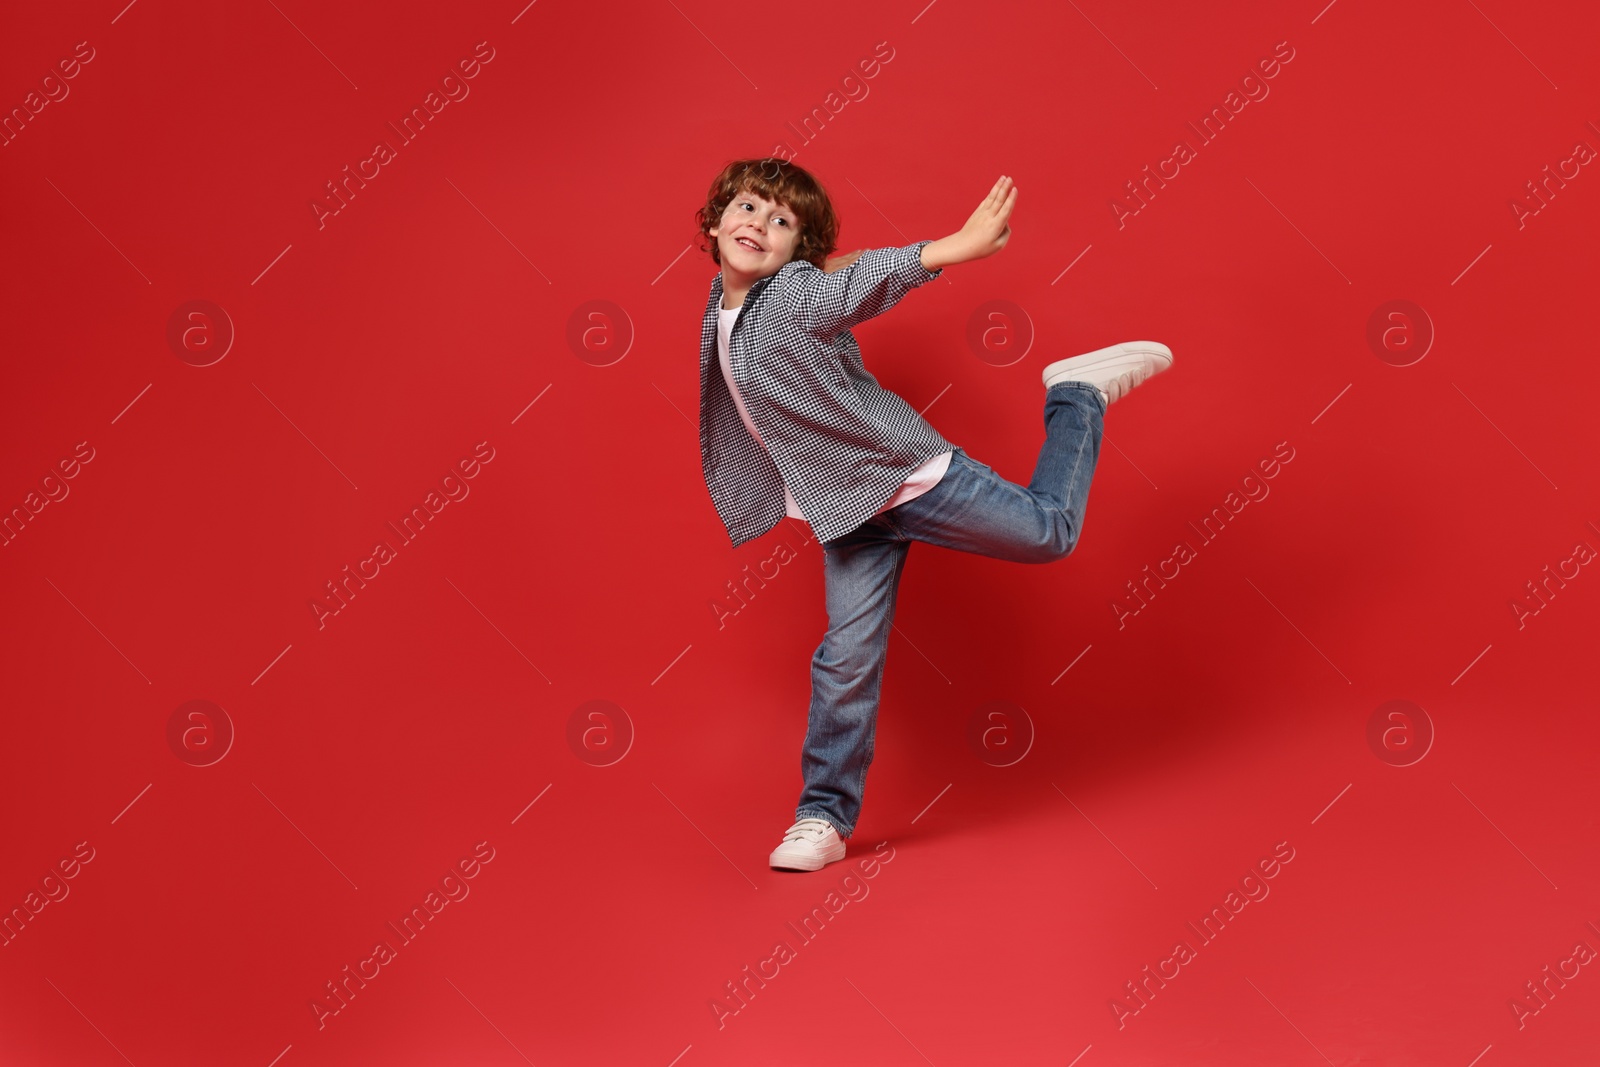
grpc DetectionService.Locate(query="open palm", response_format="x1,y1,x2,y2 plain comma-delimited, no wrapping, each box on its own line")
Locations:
955,175,1016,260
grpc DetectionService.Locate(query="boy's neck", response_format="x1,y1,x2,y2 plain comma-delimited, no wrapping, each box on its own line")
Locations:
720,271,753,310
720,262,780,310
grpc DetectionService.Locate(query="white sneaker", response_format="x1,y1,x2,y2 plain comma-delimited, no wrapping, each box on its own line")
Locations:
1041,341,1174,407
769,817,847,871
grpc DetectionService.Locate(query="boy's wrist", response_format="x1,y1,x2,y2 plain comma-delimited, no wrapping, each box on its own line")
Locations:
919,237,957,272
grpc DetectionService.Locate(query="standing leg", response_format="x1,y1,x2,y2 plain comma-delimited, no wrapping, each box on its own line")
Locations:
794,514,912,839
888,381,1107,562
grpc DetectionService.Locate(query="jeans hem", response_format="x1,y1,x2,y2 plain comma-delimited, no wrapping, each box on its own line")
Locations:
796,809,853,839
1047,379,1106,415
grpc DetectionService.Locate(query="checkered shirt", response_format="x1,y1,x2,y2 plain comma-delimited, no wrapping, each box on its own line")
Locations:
698,239,959,548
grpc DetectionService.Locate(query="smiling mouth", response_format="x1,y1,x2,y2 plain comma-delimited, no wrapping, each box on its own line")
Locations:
735,237,764,252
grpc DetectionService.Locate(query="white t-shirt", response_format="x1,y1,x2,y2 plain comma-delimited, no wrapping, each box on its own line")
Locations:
717,303,951,525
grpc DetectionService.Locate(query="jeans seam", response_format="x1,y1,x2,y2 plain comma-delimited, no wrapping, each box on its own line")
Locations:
1052,407,1094,551
1032,387,1099,554
849,544,906,828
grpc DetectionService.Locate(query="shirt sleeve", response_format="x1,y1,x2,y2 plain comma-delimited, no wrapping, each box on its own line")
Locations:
781,240,944,339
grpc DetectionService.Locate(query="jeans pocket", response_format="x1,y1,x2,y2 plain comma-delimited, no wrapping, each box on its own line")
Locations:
896,455,972,532
957,449,993,476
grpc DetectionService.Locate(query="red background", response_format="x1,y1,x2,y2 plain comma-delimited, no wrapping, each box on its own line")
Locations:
3,1,1598,1064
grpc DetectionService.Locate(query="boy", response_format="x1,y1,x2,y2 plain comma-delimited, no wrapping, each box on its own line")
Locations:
695,158,1173,871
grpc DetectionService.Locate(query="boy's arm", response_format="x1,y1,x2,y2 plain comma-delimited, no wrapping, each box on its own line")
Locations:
788,176,1018,338
783,241,944,340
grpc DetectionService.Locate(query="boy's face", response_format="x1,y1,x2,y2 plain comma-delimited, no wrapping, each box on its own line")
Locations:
710,189,800,282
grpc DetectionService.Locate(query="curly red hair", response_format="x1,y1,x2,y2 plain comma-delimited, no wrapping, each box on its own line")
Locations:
695,157,840,270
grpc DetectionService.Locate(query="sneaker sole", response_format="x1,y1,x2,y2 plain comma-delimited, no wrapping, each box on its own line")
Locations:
1041,341,1174,390
769,844,847,871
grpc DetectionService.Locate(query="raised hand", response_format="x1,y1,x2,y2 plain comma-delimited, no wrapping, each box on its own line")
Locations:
921,175,1017,271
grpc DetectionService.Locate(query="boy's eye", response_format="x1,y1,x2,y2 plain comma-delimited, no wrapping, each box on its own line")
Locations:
738,201,789,225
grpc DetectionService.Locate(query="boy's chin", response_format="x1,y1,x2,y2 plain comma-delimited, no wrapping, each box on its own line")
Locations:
728,260,788,279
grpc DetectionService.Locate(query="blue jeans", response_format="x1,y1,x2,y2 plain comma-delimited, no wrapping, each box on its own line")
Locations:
795,381,1106,838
